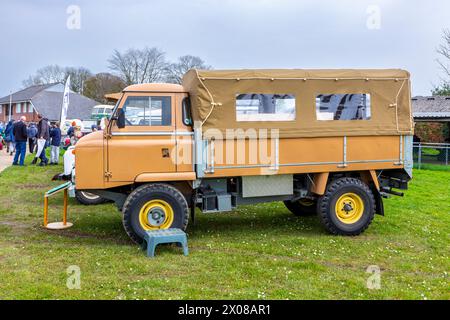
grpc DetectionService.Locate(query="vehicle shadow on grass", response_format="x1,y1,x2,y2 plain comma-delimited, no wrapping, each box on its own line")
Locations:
187,209,326,239
42,203,326,247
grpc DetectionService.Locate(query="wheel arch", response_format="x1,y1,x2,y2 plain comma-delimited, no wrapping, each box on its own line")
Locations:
309,170,383,216
133,180,194,206
310,170,380,195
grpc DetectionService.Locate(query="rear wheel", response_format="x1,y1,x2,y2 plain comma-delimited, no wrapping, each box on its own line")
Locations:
75,190,106,205
318,177,375,236
284,198,317,216
122,183,189,244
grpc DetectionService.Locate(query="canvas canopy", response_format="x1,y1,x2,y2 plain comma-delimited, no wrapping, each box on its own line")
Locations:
182,69,413,138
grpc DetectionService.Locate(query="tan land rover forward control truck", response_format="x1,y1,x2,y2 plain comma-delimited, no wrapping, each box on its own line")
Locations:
65,69,414,243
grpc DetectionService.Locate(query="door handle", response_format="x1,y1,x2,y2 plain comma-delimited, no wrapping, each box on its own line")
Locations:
162,148,170,158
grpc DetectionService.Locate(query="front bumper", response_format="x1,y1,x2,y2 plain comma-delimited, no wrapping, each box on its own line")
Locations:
50,145,77,197
52,173,71,181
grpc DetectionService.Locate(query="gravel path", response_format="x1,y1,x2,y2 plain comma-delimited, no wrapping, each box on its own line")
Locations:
0,148,13,173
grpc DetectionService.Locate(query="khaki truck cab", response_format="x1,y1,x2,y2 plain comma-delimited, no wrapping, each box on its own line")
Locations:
70,69,414,243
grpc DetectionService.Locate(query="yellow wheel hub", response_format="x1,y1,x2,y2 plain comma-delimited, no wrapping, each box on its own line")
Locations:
139,199,174,230
335,193,364,224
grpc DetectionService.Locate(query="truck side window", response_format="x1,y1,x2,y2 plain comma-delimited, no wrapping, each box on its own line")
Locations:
236,93,296,121
182,97,193,126
316,94,371,121
122,96,172,126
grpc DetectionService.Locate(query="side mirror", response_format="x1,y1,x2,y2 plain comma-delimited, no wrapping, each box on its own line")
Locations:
117,109,126,129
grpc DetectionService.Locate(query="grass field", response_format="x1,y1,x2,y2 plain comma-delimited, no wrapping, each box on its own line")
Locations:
414,163,450,172
0,159,448,300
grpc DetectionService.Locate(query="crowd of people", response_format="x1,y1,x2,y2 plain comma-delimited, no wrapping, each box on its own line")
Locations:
0,115,86,167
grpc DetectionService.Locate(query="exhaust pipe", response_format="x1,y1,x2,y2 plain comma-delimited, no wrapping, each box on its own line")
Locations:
381,187,404,197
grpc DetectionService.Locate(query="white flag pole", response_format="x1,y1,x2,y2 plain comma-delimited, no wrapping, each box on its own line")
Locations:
8,91,12,122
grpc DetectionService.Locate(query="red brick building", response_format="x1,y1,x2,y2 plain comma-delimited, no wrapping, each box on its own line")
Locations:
0,101,37,122
412,96,450,142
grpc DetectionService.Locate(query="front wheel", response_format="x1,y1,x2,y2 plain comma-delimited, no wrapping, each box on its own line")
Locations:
317,177,375,236
122,183,189,244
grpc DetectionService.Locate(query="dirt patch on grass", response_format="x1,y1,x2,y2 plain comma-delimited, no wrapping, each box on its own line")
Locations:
0,219,31,236
41,228,131,245
13,183,49,189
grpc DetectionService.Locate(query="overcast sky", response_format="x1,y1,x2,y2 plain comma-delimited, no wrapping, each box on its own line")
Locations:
1,0,449,97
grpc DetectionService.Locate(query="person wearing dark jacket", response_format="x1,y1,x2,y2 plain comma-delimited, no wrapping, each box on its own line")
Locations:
32,114,50,166
49,122,62,165
27,122,38,153
4,120,15,155
12,116,28,166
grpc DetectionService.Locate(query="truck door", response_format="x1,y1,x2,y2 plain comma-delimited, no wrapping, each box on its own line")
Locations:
175,95,195,173
107,93,176,182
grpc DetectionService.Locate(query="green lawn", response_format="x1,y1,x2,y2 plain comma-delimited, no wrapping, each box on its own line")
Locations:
414,163,450,172
0,160,448,300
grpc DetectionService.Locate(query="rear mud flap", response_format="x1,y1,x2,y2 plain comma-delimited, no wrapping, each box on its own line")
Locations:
374,190,385,216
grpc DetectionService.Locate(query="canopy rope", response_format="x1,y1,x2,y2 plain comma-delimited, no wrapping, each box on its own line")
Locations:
195,69,222,127
393,79,407,133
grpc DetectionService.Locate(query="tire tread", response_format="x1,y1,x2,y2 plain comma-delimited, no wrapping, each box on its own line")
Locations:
122,183,189,244
318,177,375,236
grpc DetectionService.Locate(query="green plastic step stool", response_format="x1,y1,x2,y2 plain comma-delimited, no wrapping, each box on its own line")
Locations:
142,228,189,257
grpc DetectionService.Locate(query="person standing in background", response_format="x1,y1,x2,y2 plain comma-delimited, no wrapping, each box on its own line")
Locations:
12,116,27,166
32,114,50,166
27,122,38,153
4,120,15,155
67,121,76,138
70,123,83,145
49,122,61,165
0,122,5,151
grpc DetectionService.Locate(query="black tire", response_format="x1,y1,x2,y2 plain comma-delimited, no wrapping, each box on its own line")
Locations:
318,177,375,236
122,183,189,244
283,198,317,216
75,190,107,205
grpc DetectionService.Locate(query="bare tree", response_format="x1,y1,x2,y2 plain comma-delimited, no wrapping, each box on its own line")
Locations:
108,47,167,85
165,55,212,84
83,73,126,104
23,65,93,94
65,67,93,94
434,29,450,95
23,65,66,87
437,29,450,78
